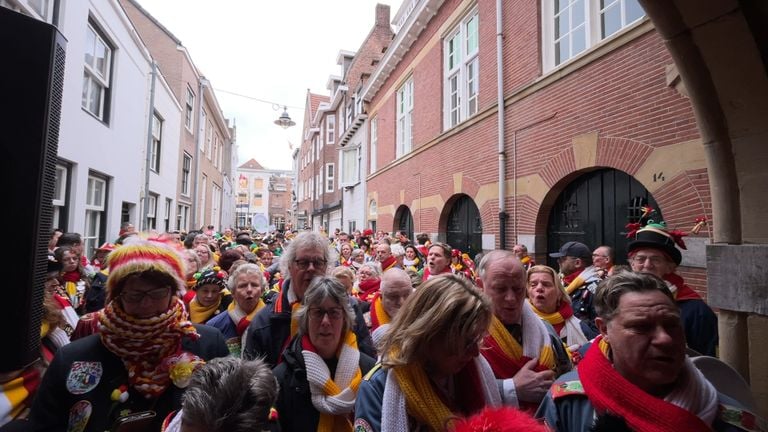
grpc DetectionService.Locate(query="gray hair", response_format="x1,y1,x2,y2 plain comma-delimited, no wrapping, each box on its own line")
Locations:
476,249,518,279
358,262,382,277
227,263,266,290
350,249,365,260
380,268,412,293
181,357,278,432
390,244,405,258
595,271,675,322
280,231,335,276
295,277,354,335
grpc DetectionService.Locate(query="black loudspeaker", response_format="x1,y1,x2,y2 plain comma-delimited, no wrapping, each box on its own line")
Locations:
0,7,66,372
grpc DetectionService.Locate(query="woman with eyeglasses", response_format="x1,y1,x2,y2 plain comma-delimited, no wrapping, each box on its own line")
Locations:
273,277,376,431
354,274,501,432
28,239,229,432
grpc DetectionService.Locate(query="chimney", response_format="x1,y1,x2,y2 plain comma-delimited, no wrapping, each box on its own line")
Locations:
375,3,390,27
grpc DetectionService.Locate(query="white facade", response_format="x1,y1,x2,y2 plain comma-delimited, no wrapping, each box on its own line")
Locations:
340,121,368,234
11,0,183,255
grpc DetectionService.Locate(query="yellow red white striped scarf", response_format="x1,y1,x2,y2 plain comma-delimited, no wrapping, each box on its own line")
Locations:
301,331,362,432
486,303,556,372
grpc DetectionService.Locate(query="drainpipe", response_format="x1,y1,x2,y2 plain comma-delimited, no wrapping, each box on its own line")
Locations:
142,62,158,230
496,0,508,249
191,77,209,230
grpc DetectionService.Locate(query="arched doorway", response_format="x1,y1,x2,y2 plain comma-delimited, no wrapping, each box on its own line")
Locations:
546,168,661,267
393,205,413,240
445,195,482,259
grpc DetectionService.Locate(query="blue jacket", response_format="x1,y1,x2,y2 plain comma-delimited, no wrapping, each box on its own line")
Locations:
536,370,762,432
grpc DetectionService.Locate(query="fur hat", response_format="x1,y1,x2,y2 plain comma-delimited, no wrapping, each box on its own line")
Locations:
193,267,228,291
106,239,185,302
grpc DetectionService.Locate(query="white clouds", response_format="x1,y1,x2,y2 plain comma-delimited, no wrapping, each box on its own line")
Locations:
135,0,399,170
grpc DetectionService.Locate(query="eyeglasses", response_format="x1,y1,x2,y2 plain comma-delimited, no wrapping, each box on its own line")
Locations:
308,307,344,321
592,254,608,258
293,258,327,270
120,287,171,304
631,255,667,265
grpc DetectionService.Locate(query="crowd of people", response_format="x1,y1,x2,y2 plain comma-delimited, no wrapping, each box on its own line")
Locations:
0,217,762,431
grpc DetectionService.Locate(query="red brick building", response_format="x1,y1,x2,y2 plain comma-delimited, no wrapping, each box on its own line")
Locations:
363,0,711,294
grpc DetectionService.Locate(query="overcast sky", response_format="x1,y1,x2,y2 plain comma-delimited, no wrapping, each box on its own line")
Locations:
135,0,400,171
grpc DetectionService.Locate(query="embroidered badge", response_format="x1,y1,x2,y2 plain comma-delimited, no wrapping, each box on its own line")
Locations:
354,418,374,432
66,361,103,395
67,400,92,432
551,380,585,399
719,404,767,432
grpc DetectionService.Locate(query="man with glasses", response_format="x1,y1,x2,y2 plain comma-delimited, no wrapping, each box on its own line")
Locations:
628,223,718,356
549,241,601,338
242,231,374,366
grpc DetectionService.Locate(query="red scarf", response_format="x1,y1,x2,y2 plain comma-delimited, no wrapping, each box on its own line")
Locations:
664,274,702,301
578,336,710,431
61,270,81,283
421,266,451,281
529,301,574,335
379,256,397,271
561,267,584,287
356,278,380,303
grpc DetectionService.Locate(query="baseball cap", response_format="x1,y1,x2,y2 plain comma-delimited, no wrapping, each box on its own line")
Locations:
549,241,591,259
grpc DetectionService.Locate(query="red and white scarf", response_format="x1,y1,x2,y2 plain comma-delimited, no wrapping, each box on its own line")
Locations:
579,336,718,431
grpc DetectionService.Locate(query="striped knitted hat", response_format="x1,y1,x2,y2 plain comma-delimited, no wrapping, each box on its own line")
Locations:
106,239,185,302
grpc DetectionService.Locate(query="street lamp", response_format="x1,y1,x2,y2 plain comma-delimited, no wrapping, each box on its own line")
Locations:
274,106,296,129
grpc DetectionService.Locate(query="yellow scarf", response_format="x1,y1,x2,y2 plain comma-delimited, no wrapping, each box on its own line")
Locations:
528,302,565,326
189,289,230,323
393,362,453,432
488,315,556,371
371,295,390,329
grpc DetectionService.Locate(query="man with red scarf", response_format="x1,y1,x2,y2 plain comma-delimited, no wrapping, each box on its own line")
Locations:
628,223,718,356
476,250,571,412
536,272,761,431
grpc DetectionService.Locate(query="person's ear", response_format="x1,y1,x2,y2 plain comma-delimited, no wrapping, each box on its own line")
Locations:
596,317,608,340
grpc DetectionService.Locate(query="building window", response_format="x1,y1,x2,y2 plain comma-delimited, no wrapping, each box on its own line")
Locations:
211,184,221,230
164,198,172,232
206,120,213,159
444,8,479,129
200,175,208,227
396,78,413,158
315,174,320,199
253,192,263,207
325,163,335,192
185,87,195,131
543,0,645,70
53,164,68,229
341,146,360,186
253,178,264,190
370,117,377,173
146,193,157,230
28,0,53,21
181,152,191,196
177,204,189,231
82,21,113,121
150,112,162,173
84,174,107,256
327,115,336,144
348,220,356,234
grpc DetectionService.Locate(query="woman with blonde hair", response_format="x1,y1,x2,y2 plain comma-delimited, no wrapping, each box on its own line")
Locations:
354,274,501,431
526,265,589,356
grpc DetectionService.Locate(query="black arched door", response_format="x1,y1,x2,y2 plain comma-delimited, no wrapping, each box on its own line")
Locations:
394,205,414,240
446,195,482,259
547,169,661,267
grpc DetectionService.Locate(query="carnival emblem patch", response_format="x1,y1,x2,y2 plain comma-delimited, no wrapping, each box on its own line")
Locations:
66,361,103,394
354,418,374,432
67,400,92,432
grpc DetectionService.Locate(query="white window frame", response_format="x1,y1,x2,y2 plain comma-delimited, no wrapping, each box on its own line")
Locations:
164,198,172,232
84,175,107,257
370,117,378,173
177,204,189,231
396,78,414,158
181,152,192,196
542,0,645,71
82,21,112,120
325,163,335,192
27,0,53,21
53,164,68,229
150,112,162,173
146,193,157,230
206,120,213,159
340,146,361,186
185,87,195,131
326,115,336,144
444,8,479,129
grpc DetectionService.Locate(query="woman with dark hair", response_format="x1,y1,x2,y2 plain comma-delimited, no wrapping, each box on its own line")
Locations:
273,277,376,431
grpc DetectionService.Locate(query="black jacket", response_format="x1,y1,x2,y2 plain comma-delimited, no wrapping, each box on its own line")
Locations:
242,278,375,366
273,335,376,431
28,325,229,432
